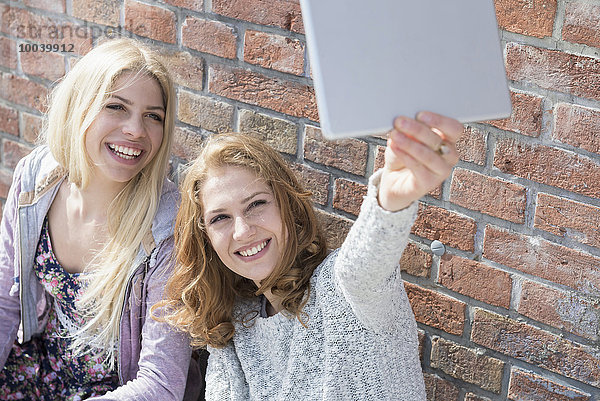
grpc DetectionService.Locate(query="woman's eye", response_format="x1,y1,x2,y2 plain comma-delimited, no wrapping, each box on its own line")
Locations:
209,215,228,225
248,200,267,210
106,104,124,111
147,113,163,122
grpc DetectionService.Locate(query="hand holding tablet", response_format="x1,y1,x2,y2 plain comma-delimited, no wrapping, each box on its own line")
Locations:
379,112,463,211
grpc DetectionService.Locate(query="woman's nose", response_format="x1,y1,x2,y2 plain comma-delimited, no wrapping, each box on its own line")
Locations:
233,216,255,241
122,115,145,138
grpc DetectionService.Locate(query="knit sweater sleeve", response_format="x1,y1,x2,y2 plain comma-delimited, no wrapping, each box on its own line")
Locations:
333,169,418,334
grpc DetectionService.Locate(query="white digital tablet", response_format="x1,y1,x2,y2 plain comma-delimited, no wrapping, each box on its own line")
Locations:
300,0,512,139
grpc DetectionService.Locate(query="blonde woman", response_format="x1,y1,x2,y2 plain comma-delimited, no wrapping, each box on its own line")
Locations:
0,39,203,400
162,112,463,400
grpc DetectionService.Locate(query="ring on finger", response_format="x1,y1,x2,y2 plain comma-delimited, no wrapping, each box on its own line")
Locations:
435,142,451,156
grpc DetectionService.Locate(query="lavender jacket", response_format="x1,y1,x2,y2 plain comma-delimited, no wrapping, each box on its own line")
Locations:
0,146,202,400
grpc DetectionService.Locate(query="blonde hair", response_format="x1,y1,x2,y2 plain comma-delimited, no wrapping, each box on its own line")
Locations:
158,134,328,348
43,38,175,366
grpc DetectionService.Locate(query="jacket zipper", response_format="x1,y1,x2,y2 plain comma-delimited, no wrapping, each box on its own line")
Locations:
17,205,27,343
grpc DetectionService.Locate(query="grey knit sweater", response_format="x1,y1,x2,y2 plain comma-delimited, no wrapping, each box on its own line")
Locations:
205,170,427,400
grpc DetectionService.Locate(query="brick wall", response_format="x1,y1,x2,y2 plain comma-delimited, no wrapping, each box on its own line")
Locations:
1,0,599,400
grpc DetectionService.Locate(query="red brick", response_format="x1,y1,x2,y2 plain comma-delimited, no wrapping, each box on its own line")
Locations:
418,330,425,361
374,144,386,171
314,209,352,249
485,91,543,137
164,0,203,12
554,103,600,154
20,50,65,81
494,137,600,198
209,64,318,121
0,37,17,69
562,2,600,49
471,308,600,387
439,255,512,308
304,126,367,175
423,373,459,401
2,140,32,169
1,7,92,54
177,90,234,133
213,0,304,33
182,17,237,59
172,126,203,161
506,43,600,101
450,168,526,223
72,0,118,26
289,163,329,206
373,144,442,198
125,0,176,44
518,280,600,341
332,179,367,216
156,50,204,92
238,109,297,154
0,73,48,113
400,242,432,278
21,112,43,144
244,30,304,75
430,337,504,393
494,0,556,38
0,169,13,199
534,192,600,248
405,282,465,336
0,105,18,136
457,126,486,165
508,368,591,401
428,185,441,200
24,0,65,13
484,225,600,293
412,203,476,252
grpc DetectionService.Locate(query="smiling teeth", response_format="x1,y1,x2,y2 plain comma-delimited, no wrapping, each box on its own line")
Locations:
239,240,268,257
108,144,142,159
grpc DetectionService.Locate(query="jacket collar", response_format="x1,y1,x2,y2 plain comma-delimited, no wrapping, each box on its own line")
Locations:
18,165,67,207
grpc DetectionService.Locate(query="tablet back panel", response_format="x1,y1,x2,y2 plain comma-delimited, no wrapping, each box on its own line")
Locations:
300,0,512,139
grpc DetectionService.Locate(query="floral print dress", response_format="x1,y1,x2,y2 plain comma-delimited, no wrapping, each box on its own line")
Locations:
0,218,119,400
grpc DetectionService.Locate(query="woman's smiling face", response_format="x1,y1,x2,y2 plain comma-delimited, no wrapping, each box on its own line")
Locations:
201,165,286,286
84,71,165,189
